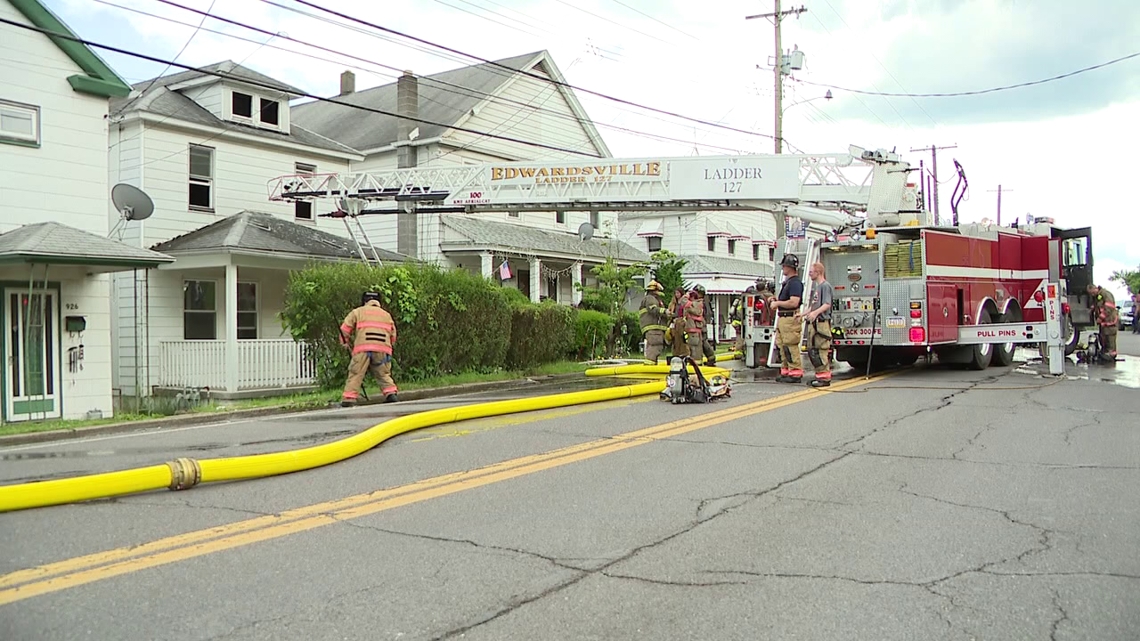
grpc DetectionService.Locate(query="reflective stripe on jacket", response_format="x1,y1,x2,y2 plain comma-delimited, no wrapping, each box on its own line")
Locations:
639,292,668,333
341,300,397,355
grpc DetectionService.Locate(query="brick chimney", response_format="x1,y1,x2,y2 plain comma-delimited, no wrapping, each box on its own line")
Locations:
396,70,419,257
339,70,355,95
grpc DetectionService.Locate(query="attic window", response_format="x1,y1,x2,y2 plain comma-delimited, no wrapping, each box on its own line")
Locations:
232,91,253,118
259,98,279,126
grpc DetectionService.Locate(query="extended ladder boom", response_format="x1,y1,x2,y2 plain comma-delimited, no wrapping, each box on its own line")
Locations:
267,147,914,224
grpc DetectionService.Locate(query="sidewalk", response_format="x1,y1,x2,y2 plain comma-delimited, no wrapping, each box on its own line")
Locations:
0,372,590,448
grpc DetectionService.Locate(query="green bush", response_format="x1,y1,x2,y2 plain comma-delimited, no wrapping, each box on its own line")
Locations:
280,262,511,388
506,301,577,368
616,311,642,355
574,310,615,360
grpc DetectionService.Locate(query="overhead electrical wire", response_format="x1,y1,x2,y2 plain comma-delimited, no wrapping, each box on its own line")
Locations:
281,0,782,142
130,0,764,156
0,16,610,159
798,50,1140,98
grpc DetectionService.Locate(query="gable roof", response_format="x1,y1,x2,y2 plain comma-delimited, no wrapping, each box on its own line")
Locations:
151,211,409,263
439,215,648,264
8,0,131,98
680,254,774,278
291,51,610,156
109,61,359,156
0,222,174,268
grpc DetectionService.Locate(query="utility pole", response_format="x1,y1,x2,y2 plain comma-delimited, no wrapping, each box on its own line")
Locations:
909,144,957,225
746,2,807,239
987,185,1013,226
746,2,808,154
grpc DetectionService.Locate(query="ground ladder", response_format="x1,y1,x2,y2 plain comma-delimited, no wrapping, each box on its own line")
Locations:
766,237,820,368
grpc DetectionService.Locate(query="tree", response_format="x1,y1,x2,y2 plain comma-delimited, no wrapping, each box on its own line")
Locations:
1110,267,1140,296
649,250,688,294
575,257,649,316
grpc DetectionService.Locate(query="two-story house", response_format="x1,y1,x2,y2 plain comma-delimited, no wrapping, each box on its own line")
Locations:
106,61,407,400
0,0,173,423
290,51,649,305
620,210,779,343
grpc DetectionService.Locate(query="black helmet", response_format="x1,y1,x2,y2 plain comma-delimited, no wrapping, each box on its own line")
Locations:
693,284,706,296
779,253,799,269
361,291,381,306
756,276,776,291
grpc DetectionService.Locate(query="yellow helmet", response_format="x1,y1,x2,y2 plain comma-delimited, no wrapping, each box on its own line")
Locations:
646,280,662,291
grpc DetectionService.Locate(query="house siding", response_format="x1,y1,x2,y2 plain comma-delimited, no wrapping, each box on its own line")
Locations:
0,0,111,237
619,212,779,265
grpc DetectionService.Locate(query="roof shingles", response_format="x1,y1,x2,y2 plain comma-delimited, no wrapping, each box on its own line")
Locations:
680,254,774,278
440,215,648,263
0,222,174,265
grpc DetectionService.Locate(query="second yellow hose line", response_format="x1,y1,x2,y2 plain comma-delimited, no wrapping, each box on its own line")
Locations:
0,379,669,513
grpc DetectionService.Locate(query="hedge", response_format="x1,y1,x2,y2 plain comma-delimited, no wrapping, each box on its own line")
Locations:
506,301,577,369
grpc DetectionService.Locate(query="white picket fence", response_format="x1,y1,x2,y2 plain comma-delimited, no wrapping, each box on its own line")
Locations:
159,339,316,390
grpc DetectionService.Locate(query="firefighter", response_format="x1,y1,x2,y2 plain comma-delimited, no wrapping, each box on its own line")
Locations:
801,261,834,387
1087,283,1119,362
684,286,717,364
770,254,805,382
754,277,777,326
639,280,669,363
730,295,746,354
667,286,690,359
340,291,399,406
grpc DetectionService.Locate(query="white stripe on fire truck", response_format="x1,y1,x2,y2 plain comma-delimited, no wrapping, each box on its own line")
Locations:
925,266,1049,280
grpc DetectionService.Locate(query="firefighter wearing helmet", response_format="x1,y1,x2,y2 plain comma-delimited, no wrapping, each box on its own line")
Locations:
684,284,717,364
639,280,669,363
667,287,690,359
770,253,805,382
339,291,399,406
1087,283,1119,362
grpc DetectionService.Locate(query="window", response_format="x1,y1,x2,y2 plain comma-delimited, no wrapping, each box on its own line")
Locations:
0,99,39,146
647,237,662,252
508,211,520,218
707,237,716,252
728,239,737,255
237,282,258,339
768,247,776,262
753,244,760,261
294,162,316,220
232,91,253,118
555,211,566,225
590,211,601,229
188,144,214,211
184,280,217,340
259,98,279,126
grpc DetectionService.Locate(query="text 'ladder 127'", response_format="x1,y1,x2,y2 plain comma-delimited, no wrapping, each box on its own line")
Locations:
766,237,820,368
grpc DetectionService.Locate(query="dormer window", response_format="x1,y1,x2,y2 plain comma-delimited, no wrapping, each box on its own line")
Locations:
232,91,253,119
259,98,279,125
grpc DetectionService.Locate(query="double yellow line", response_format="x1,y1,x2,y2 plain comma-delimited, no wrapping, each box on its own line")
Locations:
0,372,889,606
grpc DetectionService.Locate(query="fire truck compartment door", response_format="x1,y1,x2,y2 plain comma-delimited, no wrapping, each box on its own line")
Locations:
927,283,959,343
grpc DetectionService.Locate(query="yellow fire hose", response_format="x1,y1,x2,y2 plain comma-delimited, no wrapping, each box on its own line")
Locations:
584,363,732,378
0,380,668,513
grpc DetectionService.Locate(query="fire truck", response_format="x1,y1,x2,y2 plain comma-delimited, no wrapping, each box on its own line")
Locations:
267,145,1072,376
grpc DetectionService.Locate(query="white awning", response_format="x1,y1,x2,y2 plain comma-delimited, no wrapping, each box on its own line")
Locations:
685,275,760,295
724,221,749,240
750,227,776,246
636,219,663,237
705,218,732,237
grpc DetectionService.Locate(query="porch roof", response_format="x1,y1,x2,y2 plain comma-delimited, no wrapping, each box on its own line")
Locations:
680,254,774,278
151,211,409,264
0,222,174,271
439,215,649,264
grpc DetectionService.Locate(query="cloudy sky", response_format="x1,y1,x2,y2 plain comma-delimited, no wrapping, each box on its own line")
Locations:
42,0,1140,295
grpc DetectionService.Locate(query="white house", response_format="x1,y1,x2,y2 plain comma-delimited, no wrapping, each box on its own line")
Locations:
104,61,410,399
0,0,174,423
290,51,650,304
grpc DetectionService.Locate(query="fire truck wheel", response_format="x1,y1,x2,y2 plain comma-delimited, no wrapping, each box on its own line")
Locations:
1063,315,1080,356
991,311,1020,367
967,314,995,371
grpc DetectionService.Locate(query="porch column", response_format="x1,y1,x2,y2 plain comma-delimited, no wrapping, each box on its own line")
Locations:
529,257,541,303
572,262,583,305
480,251,494,279
225,262,239,392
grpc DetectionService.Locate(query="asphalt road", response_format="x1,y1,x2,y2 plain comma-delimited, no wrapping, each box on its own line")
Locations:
1,353,1138,640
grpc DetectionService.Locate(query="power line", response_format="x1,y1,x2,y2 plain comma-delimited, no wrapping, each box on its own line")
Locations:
607,0,700,41
799,50,1140,98
285,0,780,142
0,16,604,159
132,0,759,156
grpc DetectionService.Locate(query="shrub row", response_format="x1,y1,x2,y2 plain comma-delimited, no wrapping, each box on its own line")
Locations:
279,262,638,389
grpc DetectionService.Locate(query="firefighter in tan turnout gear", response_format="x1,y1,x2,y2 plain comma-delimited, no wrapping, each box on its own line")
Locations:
340,292,399,406
1087,283,1119,362
667,287,690,359
684,285,716,364
802,261,834,387
639,280,669,363
770,254,805,382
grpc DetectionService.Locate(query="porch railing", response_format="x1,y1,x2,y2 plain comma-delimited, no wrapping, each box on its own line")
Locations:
159,339,316,391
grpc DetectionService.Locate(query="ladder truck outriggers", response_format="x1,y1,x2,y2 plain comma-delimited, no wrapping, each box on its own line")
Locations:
267,145,1077,376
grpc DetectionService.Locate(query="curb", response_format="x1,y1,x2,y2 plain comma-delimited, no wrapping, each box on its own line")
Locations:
0,372,587,448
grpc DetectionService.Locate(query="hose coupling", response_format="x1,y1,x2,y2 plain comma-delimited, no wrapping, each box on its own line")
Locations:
166,457,202,491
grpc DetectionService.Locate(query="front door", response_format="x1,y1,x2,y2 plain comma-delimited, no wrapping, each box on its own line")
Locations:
4,288,61,422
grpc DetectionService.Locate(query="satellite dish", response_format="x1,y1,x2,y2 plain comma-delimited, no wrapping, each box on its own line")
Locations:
577,221,594,242
111,183,154,221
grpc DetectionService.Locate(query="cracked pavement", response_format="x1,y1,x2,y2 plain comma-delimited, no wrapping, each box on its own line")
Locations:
3,347,1140,640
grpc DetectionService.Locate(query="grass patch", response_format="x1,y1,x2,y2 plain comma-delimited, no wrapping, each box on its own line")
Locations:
0,360,595,438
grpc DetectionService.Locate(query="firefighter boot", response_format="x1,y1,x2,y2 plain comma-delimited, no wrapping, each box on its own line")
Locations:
385,393,399,403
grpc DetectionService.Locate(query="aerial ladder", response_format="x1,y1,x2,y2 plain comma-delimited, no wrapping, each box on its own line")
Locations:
265,145,1068,376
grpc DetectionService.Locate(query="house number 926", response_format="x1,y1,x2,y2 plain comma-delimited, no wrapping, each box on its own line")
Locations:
65,303,79,310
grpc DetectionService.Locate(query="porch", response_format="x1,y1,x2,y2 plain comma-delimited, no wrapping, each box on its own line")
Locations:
158,338,316,398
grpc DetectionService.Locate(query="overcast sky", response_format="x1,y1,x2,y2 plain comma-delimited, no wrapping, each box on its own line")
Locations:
43,0,1140,296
